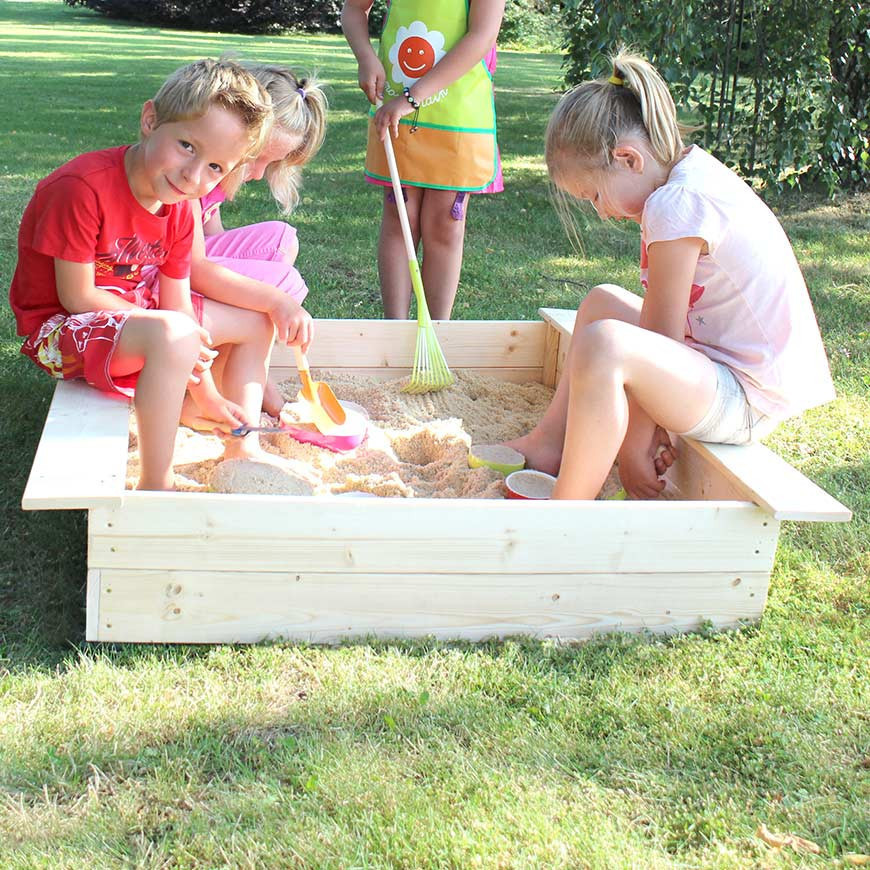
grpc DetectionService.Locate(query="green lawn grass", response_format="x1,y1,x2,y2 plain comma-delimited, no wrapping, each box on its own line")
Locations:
1,3,867,867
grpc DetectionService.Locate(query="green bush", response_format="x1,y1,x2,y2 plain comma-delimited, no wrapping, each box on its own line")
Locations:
561,0,869,193
63,0,565,48
63,0,345,33
368,0,563,47
499,0,565,50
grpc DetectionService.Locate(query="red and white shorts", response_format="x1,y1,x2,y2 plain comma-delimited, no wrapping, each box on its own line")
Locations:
21,294,205,399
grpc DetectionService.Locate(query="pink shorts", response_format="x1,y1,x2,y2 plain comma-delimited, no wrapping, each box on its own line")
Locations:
21,294,205,399
141,221,309,304
203,221,309,303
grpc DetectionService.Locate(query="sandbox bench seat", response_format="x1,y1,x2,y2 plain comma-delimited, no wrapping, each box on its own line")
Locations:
22,310,851,644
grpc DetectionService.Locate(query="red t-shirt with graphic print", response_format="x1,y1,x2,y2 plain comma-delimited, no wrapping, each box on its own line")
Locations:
9,145,194,336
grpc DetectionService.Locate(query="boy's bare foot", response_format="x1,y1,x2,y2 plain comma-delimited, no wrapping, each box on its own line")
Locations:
135,473,176,491
221,437,299,467
504,432,562,477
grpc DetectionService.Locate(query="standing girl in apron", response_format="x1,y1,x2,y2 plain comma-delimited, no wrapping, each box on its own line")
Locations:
342,0,505,319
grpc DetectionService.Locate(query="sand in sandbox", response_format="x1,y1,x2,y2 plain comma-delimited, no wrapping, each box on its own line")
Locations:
126,371,623,498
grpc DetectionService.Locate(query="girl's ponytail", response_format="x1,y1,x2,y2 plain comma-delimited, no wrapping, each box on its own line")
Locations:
545,48,685,180
262,69,328,215
609,50,683,166
222,64,328,214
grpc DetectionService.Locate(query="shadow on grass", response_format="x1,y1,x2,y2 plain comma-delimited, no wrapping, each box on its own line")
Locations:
0,356,88,666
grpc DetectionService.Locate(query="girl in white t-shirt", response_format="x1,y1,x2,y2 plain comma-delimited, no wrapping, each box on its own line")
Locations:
508,50,834,500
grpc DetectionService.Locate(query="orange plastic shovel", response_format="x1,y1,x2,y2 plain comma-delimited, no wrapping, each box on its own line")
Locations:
293,346,346,434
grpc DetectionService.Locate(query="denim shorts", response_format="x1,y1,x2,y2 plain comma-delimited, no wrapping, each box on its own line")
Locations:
679,363,777,445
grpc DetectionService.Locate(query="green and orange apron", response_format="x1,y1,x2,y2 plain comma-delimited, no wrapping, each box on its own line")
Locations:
364,0,499,192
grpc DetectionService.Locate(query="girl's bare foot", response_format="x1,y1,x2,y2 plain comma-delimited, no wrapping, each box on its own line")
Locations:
263,380,285,418
178,394,207,431
178,395,235,436
504,432,563,477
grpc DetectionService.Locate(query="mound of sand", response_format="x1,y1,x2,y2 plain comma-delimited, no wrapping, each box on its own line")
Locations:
125,371,622,498
209,457,316,496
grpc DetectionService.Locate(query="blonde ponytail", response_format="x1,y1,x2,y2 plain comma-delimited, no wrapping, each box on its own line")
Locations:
221,63,328,214
610,50,684,165
546,48,686,180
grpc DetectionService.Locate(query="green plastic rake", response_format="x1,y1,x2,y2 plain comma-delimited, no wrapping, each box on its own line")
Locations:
382,124,453,394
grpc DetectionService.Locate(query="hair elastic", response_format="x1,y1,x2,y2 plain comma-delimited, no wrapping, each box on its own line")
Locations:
608,74,624,86
297,86,306,100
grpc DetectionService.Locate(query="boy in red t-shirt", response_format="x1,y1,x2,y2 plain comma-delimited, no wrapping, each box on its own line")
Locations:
10,58,278,490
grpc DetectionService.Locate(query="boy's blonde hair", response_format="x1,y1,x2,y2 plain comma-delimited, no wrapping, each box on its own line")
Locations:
222,64,328,214
151,58,273,164
546,49,687,182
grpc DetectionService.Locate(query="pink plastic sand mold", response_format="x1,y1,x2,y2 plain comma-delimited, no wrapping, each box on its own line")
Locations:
283,423,367,453
281,400,369,453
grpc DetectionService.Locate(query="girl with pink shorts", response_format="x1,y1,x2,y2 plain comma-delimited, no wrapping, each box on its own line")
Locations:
145,64,328,417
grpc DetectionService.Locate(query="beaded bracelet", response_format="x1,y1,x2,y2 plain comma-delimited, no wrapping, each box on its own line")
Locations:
402,87,421,133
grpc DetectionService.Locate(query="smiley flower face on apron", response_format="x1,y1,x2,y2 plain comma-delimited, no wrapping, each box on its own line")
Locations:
388,21,446,88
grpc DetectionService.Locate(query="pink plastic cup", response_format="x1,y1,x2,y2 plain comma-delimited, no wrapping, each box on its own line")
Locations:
504,470,557,500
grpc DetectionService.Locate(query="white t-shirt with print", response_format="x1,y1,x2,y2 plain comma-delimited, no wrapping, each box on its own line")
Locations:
640,145,835,419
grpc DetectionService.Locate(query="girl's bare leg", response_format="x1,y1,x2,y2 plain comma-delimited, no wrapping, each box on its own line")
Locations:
419,189,467,320
279,232,299,266
201,300,275,460
553,317,718,499
268,233,300,413
506,285,643,474
111,310,201,490
205,331,283,418
378,186,423,319
201,328,285,418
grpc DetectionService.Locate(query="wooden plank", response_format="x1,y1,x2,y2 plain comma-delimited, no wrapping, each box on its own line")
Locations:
271,319,547,370
22,380,129,510
268,366,544,386
541,323,561,388
539,308,577,387
682,439,852,522
667,435,751,502
539,307,577,338
88,496,779,575
85,568,101,642
93,568,769,644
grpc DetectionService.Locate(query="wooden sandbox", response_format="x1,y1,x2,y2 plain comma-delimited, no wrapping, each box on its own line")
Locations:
22,309,851,644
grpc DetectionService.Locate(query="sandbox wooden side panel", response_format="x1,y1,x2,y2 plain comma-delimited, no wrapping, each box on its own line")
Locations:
87,496,779,577
667,436,750,502
271,319,547,372
539,307,575,388
268,366,545,386
88,567,770,644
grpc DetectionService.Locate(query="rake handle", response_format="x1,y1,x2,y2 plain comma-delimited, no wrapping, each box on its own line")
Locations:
381,123,417,262
380,113,430,318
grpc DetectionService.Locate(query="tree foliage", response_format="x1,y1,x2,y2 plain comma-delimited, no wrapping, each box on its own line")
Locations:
62,0,560,44
62,0,347,33
561,0,869,192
